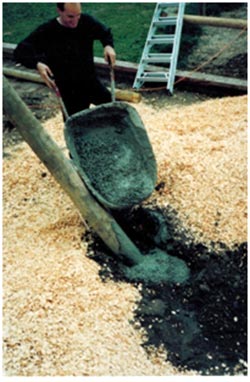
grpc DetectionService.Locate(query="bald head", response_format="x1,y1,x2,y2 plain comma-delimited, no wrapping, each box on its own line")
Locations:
57,3,82,28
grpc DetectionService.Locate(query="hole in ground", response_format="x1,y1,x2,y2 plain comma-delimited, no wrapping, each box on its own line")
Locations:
83,205,247,376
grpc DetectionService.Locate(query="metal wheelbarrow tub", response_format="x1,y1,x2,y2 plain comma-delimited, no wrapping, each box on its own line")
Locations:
64,101,157,210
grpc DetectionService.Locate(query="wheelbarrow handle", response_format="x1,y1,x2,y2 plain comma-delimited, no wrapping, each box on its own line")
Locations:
108,58,116,103
55,87,69,120
49,74,69,120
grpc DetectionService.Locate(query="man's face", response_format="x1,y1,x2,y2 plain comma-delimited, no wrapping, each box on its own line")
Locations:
57,3,81,28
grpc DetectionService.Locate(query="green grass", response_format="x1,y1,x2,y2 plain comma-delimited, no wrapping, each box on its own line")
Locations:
3,2,155,63
3,3,244,65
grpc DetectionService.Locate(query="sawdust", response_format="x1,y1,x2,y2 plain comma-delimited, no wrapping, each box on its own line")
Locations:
2,94,247,376
2,111,195,376
135,94,247,248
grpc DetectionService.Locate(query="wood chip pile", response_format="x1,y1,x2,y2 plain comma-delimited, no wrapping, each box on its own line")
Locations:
2,94,247,376
135,95,247,248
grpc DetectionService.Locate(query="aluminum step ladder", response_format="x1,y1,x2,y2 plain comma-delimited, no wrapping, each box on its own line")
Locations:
133,2,185,94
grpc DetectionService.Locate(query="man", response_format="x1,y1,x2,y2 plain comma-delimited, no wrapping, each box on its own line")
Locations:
14,3,116,116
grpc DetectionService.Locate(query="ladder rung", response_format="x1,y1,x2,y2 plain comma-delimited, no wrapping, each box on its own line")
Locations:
139,78,168,83
158,16,177,21
143,53,172,63
158,3,179,8
153,18,177,27
148,35,175,44
138,72,169,82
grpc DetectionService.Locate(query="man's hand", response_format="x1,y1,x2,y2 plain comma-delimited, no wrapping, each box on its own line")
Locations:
36,62,57,91
104,45,116,67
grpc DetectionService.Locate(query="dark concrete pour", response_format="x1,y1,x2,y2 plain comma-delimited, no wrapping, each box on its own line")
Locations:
86,205,247,376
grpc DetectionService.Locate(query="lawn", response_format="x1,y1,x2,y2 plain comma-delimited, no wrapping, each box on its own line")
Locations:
2,3,243,65
2,2,155,63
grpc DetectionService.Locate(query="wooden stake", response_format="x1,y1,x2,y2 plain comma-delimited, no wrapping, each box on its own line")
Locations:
3,75,144,265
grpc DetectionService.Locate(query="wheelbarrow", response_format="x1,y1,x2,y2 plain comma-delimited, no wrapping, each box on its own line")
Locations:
61,66,157,210
4,76,189,284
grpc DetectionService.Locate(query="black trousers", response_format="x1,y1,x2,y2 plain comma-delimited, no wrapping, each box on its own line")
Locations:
60,78,111,116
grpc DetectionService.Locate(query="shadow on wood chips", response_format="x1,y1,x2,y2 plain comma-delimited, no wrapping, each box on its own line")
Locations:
84,203,247,376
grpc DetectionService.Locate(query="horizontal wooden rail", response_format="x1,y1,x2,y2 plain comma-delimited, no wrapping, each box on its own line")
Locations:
184,15,247,29
3,43,247,93
3,65,141,103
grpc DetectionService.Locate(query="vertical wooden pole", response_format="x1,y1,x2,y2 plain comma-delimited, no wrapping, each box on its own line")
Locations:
3,76,144,265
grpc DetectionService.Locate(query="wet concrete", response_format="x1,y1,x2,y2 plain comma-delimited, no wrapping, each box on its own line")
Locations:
65,102,157,209
124,248,190,284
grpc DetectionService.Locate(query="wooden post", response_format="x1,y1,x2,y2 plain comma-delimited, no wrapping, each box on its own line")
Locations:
2,75,144,265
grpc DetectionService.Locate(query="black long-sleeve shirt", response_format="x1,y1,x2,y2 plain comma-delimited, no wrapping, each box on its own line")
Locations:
14,13,114,91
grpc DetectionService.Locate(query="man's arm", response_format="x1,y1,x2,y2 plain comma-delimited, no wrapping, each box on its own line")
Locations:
14,25,48,69
14,24,57,90
85,14,116,66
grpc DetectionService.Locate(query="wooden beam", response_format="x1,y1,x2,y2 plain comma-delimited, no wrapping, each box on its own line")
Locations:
184,15,247,29
3,43,247,92
175,70,247,92
3,65,141,103
2,75,144,265
2,42,17,58
3,66,44,83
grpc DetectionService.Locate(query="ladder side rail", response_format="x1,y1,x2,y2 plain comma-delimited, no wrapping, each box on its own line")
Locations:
133,3,160,88
167,3,185,93
133,2,185,91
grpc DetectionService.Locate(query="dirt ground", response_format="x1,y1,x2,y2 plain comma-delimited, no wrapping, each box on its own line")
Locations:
2,7,248,376
184,6,247,79
89,207,247,375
